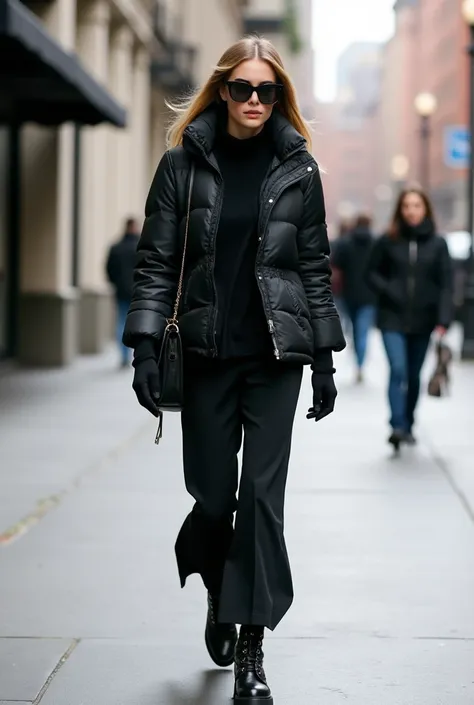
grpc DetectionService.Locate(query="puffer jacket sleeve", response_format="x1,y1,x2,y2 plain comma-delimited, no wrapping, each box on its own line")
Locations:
298,168,346,352
123,152,180,348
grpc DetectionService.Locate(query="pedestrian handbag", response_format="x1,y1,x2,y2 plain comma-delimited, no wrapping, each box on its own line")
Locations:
427,339,452,398
154,162,195,444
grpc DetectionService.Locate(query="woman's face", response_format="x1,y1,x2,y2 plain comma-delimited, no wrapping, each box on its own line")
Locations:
401,192,427,227
220,58,279,136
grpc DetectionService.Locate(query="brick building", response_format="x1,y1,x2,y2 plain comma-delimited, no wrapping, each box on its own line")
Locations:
417,0,469,229
314,43,382,237
372,0,420,231
318,0,470,235
375,0,469,231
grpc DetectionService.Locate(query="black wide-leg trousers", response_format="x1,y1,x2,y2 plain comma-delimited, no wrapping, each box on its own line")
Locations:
175,355,303,631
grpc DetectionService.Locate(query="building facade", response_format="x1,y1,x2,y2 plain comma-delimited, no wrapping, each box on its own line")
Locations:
317,42,383,232
416,0,468,229
371,1,420,231
0,0,249,366
316,0,470,236
373,0,469,232
244,0,316,126
288,0,316,121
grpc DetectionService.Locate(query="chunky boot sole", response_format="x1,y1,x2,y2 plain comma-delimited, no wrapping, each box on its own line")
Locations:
233,696,273,704
204,628,236,668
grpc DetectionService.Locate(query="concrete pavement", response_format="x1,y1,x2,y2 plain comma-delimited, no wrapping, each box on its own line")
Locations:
0,336,473,704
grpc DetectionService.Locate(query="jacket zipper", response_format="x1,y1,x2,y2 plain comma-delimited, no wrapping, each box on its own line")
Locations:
210,182,224,357
188,135,314,360
202,156,224,357
268,319,280,359
407,239,418,331
408,240,418,298
185,130,225,358
256,158,317,360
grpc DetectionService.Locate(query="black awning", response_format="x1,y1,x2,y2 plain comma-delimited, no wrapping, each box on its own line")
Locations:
0,0,126,127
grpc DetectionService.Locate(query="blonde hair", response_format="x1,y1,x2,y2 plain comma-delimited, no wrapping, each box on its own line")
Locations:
166,35,312,151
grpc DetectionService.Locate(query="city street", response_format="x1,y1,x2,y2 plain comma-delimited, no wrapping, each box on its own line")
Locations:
1,334,474,704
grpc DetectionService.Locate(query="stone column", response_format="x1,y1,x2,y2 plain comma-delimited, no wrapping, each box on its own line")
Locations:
34,0,76,51
150,88,168,181
108,25,134,240
103,25,135,353
18,0,78,366
76,0,112,354
129,47,151,220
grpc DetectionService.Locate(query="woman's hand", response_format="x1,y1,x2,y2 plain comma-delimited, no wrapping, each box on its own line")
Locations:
307,372,338,422
132,357,161,417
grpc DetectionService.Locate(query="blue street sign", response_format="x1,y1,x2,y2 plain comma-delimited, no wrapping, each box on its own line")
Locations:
444,126,470,169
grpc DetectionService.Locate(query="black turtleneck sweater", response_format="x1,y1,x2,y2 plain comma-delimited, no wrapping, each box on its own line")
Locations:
213,126,274,359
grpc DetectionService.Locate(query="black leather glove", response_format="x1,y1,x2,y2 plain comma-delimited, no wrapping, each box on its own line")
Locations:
307,349,337,422
132,340,160,417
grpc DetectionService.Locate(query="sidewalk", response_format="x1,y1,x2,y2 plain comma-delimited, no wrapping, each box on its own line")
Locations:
0,336,473,704
0,349,147,539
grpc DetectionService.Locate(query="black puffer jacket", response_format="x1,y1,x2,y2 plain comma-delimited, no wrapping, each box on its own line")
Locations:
367,221,453,334
106,233,139,301
332,226,375,309
123,105,345,363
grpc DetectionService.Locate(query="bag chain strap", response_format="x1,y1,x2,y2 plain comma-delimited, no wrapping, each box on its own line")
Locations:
168,162,195,328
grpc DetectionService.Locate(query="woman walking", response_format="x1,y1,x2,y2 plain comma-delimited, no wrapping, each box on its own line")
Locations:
367,187,452,451
332,213,375,383
124,36,345,703
330,218,353,340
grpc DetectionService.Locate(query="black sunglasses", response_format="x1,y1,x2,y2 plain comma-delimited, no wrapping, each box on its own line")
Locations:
226,81,283,105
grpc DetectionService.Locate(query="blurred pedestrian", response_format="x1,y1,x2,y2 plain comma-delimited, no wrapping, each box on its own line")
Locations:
123,36,345,704
367,187,453,450
330,218,352,340
106,217,139,368
333,214,375,382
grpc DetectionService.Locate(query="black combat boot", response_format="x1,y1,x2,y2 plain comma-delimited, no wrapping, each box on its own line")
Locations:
205,592,237,667
233,626,273,704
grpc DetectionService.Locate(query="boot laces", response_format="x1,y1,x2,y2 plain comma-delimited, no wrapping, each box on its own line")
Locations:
208,593,233,630
208,593,218,626
237,630,265,677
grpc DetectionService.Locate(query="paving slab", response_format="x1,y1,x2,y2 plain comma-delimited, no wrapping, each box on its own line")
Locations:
1,333,474,701
39,638,474,705
421,356,474,516
1,350,474,645
2,405,473,641
0,638,69,701
0,350,146,537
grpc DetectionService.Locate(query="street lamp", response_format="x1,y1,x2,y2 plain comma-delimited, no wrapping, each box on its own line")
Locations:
461,0,474,358
414,92,437,192
390,154,410,194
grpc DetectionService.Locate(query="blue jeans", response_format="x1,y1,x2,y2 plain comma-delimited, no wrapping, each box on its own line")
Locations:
117,299,131,364
381,331,431,432
348,305,374,368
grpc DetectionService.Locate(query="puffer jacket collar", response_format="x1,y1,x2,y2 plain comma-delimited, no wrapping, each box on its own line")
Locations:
399,218,435,242
183,103,307,163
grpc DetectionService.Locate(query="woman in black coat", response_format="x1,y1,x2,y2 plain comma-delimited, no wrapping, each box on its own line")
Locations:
123,36,345,704
367,187,452,450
